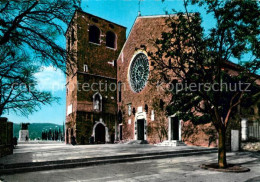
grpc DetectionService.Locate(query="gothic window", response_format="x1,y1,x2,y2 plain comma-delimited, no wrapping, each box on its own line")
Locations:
118,81,122,102
84,64,88,72
132,107,136,115
118,110,122,124
128,104,132,116
106,31,116,49
89,25,100,44
160,99,164,109
145,104,148,112
71,28,75,45
93,92,102,112
168,58,172,68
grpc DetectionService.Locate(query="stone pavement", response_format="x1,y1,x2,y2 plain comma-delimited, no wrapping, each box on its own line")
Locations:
0,142,216,164
1,152,260,182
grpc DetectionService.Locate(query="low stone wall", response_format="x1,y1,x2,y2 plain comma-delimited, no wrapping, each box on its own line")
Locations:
0,117,13,158
242,142,260,151
0,145,13,158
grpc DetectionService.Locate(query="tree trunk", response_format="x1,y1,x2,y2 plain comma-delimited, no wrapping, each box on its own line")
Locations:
218,128,227,168
0,108,3,116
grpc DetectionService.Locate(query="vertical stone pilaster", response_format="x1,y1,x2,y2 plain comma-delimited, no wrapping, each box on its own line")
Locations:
241,118,248,141
231,130,239,151
168,117,171,141
179,119,182,141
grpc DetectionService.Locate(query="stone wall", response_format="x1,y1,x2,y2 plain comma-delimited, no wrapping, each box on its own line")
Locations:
0,117,13,158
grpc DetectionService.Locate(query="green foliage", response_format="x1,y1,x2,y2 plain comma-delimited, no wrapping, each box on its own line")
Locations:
149,98,168,142
0,0,79,69
148,0,260,130
0,0,79,116
0,45,58,116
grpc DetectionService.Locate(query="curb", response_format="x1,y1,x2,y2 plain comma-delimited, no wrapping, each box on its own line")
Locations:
0,148,217,174
200,163,250,173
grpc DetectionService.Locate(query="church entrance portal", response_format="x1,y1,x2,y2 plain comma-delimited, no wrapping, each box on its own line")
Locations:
119,125,123,140
137,119,145,140
95,123,105,144
170,117,179,140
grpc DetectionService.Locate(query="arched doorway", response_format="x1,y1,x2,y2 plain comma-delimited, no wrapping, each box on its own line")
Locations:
95,123,105,144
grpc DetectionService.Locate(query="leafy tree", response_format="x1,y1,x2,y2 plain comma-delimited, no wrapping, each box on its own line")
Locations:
0,0,80,116
147,98,168,143
147,0,260,168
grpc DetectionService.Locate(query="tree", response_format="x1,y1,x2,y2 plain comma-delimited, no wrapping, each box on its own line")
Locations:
0,45,57,116
0,0,80,116
147,98,168,143
147,0,260,168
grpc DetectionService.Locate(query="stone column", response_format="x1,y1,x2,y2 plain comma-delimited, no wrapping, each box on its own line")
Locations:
231,130,239,152
168,117,171,141
178,120,182,141
105,127,110,143
241,118,248,141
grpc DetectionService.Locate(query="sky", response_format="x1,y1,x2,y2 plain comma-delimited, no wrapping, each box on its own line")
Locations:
4,0,217,125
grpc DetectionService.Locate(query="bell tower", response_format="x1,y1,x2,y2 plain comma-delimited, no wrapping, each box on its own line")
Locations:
65,10,126,144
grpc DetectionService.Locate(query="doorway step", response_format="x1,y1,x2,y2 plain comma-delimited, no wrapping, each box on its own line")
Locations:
155,140,186,147
125,140,149,144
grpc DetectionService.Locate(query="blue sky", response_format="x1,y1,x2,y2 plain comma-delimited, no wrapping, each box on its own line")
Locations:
5,0,217,125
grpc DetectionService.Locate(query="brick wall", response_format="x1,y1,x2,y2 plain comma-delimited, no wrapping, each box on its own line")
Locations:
65,11,126,144
117,16,219,146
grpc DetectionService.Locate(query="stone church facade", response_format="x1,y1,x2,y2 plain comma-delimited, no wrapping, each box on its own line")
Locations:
66,11,259,147
116,15,217,146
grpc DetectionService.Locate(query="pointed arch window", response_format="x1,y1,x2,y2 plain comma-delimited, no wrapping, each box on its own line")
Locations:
118,110,122,124
93,92,102,112
89,25,100,44
118,81,122,102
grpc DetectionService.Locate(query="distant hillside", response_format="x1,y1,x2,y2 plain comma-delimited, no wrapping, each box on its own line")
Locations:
13,123,64,140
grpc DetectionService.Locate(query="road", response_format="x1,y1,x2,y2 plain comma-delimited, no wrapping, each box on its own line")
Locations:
1,152,260,182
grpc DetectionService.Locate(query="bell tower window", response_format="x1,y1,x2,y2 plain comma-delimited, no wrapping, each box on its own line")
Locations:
89,25,100,44
106,31,116,49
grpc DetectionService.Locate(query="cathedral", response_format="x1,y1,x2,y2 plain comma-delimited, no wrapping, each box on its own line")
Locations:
65,10,259,147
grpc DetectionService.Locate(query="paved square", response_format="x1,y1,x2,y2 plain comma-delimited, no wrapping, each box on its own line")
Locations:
0,142,214,164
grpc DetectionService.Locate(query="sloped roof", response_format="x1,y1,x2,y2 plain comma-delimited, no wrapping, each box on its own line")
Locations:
118,14,177,59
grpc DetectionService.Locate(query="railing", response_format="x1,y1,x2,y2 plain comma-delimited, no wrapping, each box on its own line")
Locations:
248,120,260,141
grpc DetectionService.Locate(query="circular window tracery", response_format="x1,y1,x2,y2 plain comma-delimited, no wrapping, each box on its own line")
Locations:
129,53,149,93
